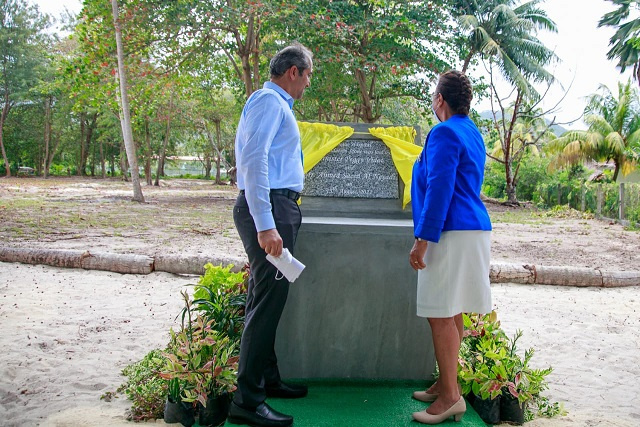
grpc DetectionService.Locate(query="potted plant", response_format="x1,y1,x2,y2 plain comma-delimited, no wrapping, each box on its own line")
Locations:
458,312,508,424
497,330,555,425
459,353,504,424
160,291,239,427
459,312,563,425
114,264,247,424
163,378,195,426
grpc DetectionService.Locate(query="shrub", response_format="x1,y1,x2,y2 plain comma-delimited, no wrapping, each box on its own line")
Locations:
116,349,168,421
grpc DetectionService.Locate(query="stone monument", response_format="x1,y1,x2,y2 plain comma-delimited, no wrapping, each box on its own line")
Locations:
274,122,436,380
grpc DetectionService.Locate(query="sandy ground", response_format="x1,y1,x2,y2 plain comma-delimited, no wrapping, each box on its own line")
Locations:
0,265,638,426
1,177,639,426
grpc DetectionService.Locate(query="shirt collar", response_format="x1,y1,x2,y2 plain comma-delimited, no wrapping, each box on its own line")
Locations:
264,81,294,109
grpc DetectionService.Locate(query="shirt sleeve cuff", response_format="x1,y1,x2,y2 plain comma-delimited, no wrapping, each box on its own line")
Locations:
253,212,276,232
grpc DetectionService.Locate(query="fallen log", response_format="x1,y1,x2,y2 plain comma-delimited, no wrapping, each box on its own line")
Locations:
154,254,245,275
0,247,154,274
1,247,639,287
534,265,603,287
490,263,535,284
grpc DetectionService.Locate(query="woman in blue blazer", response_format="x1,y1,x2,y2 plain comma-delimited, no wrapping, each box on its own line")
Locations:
409,70,492,424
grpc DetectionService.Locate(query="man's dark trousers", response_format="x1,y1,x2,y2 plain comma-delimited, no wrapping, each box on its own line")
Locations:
232,192,302,409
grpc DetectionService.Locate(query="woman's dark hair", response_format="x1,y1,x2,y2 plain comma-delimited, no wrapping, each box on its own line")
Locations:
270,44,313,78
435,70,473,115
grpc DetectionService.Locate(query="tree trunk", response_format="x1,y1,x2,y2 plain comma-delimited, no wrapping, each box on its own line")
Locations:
111,0,144,202
155,93,173,186
461,50,475,74
501,90,523,205
144,118,152,185
204,153,211,178
100,139,106,178
612,159,620,181
234,13,260,97
0,98,11,177
90,135,96,177
78,112,85,176
46,131,61,176
80,113,97,176
204,122,221,183
355,68,375,123
214,120,222,184
119,139,129,182
43,96,52,178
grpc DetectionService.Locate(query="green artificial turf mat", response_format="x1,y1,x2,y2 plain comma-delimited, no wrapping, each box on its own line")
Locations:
220,380,487,427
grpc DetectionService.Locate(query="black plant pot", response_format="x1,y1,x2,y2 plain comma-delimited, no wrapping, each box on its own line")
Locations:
464,391,476,407
164,396,195,427
500,394,525,425
198,392,231,427
472,395,501,424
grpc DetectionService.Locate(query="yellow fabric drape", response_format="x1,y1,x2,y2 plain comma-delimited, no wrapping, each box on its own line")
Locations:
298,122,354,173
369,126,422,208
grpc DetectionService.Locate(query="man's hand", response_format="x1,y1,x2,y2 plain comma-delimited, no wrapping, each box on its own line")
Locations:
258,228,283,257
409,239,428,271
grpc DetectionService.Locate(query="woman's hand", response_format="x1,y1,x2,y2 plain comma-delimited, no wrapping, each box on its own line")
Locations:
409,239,428,270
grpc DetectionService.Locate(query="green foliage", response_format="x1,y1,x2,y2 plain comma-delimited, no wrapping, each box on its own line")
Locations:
458,312,563,421
116,349,168,421
160,291,240,407
191,263,247,345
483,160,508,199
116,264,246,420
533,165,592,208
598,0,640,81
0,0,51,174
290,0,455,122
547,81,640,181
459,312,509,400
514,156,554,202
454,0,558,97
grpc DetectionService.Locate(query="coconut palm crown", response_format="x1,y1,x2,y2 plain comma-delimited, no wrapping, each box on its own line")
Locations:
455,0,558,98
548,80,640,181
598,0,640,82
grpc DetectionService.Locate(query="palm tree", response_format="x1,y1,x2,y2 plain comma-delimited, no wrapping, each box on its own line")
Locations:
455,0,558,97
598,0,640,83
548,80,640,181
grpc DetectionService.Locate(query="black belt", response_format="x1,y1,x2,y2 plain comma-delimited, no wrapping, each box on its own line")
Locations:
239,188,301,202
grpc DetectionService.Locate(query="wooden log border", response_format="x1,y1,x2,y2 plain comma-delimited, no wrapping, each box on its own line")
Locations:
0,247,637,287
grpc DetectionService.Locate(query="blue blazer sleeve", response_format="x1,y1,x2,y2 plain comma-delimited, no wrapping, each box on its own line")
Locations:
415,125,461,243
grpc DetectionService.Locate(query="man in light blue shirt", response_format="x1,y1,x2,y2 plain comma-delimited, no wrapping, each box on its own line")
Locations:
229,44,313,427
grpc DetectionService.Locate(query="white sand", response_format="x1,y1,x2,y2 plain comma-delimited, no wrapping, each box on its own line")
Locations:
0,263,638,426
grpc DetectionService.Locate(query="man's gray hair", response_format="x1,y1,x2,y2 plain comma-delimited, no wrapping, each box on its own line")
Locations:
269,44,313,78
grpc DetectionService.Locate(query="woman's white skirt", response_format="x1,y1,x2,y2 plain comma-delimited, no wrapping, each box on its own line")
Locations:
416,230,492,318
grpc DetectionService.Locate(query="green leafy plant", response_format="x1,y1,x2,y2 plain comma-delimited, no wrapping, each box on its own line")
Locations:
458,312,509,400
160,291,239,407
191,263,247,346
458,312,564,421
116,349,168,421
116,264,247,419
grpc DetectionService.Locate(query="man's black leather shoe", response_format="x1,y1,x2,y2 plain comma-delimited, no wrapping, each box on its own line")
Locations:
228,401,293,427
265,381,308,399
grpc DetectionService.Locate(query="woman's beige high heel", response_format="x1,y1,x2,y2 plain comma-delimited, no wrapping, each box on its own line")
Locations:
412,396,466,424
412,390,438,403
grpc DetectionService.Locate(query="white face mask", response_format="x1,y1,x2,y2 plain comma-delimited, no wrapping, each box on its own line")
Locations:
432,93,442,123
432,106,441,124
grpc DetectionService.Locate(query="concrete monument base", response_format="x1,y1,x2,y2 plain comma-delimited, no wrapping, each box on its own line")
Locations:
275,216,435,380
